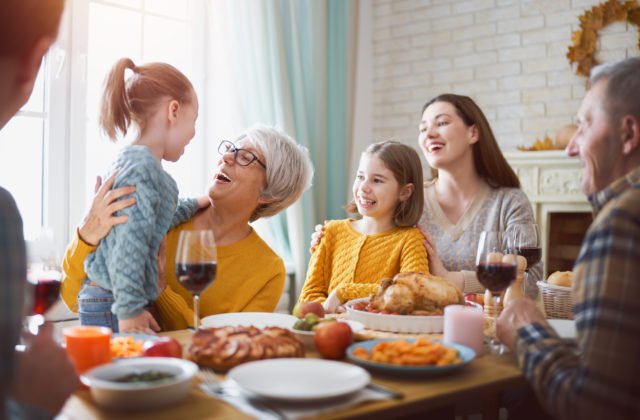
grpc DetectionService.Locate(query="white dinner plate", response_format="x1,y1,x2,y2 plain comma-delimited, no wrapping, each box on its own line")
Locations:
548,319,577,339
227,358,370,402
200,312,298,329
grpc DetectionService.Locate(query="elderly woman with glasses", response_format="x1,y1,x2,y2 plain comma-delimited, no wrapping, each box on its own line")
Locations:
60,126,314,332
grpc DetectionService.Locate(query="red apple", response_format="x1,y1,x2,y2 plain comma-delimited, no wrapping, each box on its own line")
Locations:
142,337,183,358
313,321,353,359
293,301,325,319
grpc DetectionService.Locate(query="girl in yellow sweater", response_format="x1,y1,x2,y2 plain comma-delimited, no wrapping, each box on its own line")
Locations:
299,140,429,312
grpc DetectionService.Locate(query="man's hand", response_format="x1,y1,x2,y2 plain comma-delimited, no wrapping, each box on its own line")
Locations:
78,171,136,246
497,298,547,350
11,323,80,416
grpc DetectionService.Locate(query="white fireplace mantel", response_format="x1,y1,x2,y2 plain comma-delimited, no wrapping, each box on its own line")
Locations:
504,150,591,278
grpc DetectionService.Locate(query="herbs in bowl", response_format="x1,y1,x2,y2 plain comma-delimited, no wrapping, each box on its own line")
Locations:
80,357,197,411
113,370,176,384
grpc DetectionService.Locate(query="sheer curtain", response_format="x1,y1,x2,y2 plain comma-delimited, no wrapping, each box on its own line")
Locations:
204,0,358,301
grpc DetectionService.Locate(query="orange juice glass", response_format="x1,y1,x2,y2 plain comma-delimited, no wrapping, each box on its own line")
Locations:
63,326,112,374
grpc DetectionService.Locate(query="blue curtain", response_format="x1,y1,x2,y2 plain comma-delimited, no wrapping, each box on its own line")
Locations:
207,0,356,296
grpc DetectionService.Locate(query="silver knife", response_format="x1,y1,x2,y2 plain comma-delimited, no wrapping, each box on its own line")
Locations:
366,382,404,399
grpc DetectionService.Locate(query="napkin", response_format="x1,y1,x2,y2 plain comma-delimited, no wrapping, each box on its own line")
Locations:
206,379,394,420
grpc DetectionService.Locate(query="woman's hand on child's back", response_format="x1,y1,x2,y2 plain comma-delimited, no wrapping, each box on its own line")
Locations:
419,226,464,291
309,221,327,253
78,170,136,246
419,226,447,276
118,310,161,334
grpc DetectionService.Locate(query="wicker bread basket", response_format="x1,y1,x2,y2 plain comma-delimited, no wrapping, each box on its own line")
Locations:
537,281,573,319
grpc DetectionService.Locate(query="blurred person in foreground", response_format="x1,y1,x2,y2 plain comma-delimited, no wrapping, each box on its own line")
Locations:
498,57,640,420
0,0,80,418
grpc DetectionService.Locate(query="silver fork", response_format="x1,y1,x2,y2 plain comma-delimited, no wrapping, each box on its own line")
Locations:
199,368,224,395
199,369,285,420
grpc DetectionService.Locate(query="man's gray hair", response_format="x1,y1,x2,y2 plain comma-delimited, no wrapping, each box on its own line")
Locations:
238,125,314,221
590,57,640,120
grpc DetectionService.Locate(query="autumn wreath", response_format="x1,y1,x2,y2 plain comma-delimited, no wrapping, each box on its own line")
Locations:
567,0,640,77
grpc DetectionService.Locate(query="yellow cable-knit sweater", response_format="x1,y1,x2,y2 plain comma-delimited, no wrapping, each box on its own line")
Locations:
298,219,429,304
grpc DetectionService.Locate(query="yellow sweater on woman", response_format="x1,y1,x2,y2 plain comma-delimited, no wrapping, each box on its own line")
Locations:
298,219,429,304
61,220,285,331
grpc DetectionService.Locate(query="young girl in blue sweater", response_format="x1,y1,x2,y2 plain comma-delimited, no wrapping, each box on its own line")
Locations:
78,57,201,333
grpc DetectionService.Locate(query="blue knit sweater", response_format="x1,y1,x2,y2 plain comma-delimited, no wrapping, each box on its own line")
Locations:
85,145,198,319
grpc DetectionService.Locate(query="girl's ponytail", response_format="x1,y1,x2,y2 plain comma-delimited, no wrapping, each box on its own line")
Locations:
99,57,136,141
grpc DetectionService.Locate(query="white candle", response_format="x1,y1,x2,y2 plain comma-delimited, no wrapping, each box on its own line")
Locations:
443,304,485,356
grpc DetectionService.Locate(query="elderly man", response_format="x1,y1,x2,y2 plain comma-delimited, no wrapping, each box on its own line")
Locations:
497,57,640,419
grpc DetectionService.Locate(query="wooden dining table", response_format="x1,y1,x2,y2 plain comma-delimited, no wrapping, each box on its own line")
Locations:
60,328,527,420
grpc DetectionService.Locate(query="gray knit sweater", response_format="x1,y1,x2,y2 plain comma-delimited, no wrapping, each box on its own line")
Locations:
418,179,541,298
85,145,198,319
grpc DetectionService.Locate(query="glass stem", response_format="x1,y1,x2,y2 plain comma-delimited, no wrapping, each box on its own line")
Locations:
492,295,501,346
194,294,200,332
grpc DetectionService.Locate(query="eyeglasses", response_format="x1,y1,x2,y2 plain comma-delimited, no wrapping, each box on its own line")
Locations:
218,140,266,169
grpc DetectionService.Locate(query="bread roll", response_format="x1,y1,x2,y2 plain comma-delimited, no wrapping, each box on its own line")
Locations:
547,271,573,287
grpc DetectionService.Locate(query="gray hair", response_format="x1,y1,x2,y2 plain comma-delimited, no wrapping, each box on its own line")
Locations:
238,126,314,221
590,57,640,120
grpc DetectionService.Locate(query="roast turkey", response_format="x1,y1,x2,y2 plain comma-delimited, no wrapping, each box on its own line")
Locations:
369,272,463,315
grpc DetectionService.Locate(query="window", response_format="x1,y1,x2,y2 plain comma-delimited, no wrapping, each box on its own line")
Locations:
0,62,49,241
0,0,207,255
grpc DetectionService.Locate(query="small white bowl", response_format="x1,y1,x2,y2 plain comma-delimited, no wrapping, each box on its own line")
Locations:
291,319,364,350
80,357,197,411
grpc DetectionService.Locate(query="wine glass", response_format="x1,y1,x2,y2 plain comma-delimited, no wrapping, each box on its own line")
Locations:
508,223,541,297
175,230,217,331
25,227,62,334
475,231,517,354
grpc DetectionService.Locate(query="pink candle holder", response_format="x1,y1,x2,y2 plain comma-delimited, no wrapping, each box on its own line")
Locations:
443,304,484,356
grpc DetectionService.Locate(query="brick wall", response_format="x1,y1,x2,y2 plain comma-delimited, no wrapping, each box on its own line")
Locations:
370,0,638,152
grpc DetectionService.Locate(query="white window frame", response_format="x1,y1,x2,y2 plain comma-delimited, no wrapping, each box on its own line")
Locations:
45,0,208,256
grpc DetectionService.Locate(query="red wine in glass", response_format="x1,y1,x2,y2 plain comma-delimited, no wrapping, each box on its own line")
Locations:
25,268,61,334
32,279,61,315
476,262,517,296
175,230,217,331
176,262,217,294
516,246,542,268
476,230,517,354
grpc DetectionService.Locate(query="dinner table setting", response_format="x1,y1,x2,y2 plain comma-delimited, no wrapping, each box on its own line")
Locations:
43,224,578,419
56,305,540,420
